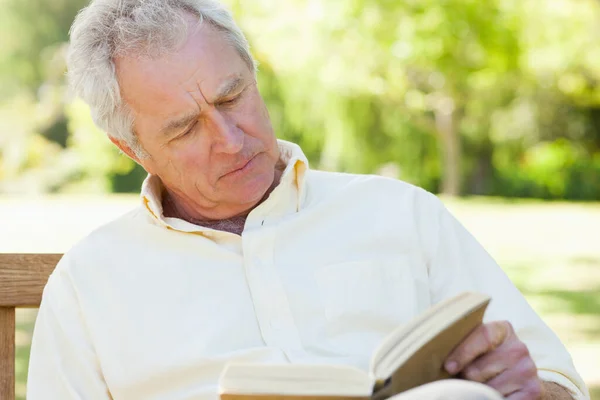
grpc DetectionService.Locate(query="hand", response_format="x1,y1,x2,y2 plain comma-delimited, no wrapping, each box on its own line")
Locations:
444,320,543,399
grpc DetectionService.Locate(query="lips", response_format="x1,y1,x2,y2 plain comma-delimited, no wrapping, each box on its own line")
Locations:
223,153,258,177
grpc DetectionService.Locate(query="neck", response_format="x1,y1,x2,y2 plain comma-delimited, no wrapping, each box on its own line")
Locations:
162,161,286,235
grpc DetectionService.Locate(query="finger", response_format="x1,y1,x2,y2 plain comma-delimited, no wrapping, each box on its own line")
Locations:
460,338,526,382
505,380,543,400
460,350,508,383
485,356,538,397
445,320,511,375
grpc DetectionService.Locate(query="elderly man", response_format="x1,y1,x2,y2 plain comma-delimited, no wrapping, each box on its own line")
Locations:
27,1,588,399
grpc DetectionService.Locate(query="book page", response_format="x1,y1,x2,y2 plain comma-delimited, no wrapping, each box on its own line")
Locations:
219,363,373,398
369,292,490,396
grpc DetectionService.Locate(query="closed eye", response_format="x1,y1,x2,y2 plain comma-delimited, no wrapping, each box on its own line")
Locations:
219,86,250,107
178,122,197,139
219,96,240,106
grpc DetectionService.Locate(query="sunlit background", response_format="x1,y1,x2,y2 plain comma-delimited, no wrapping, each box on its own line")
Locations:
0,0,599,399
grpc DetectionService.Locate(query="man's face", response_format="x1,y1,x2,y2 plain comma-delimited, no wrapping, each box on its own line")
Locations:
115,15,279,219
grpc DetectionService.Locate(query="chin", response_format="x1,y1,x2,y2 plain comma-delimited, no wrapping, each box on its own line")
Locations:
227,170,274,207
217,152,277,207
241,171,275,204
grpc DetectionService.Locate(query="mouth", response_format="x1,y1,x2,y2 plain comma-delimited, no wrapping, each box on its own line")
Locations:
222,153,259,178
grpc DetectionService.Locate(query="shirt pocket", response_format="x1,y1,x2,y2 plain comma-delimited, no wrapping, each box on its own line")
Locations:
315,257,417,333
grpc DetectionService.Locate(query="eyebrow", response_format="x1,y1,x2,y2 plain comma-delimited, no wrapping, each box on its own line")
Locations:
214,75,246,101
159,111,200,138
159,76,249,138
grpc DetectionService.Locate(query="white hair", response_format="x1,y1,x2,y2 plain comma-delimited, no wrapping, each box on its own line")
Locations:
67,0,257,159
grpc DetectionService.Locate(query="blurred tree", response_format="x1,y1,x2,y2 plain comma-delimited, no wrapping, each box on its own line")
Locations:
0,0,599,199
0,0,143,194
228,0,523,195
228,0,600,198
0,0,88,95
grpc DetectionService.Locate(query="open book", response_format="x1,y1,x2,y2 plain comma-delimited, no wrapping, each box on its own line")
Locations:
219,291,491,400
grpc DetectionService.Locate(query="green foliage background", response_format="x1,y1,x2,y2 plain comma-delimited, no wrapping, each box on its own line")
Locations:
1,0,599,199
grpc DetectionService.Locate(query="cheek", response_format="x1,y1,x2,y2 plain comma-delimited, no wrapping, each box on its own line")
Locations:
167,142,209,177
239,107,277,152
237,94,273,135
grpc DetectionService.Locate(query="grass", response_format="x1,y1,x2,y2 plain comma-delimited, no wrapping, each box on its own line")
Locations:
4,195,600,399
443,198,600,399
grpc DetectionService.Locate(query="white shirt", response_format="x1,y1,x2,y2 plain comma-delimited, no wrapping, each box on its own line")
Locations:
27,140,589,400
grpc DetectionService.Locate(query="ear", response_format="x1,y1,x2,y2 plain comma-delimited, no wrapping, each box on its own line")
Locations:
108,135,142,164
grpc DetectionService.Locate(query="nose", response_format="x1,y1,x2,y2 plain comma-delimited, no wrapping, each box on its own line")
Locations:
208,109,244,155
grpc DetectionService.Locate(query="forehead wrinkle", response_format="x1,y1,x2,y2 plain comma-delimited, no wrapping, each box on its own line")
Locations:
159,76,247,139
187,74,246,105
194,79,210,104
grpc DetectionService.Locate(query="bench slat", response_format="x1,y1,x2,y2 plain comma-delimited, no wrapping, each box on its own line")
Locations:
0,307,15,400
0,254,62,307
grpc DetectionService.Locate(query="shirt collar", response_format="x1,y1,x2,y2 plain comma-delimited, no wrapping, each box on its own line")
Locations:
140,139,309,233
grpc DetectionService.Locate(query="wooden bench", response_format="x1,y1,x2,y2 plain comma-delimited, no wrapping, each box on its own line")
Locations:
0,253,62,400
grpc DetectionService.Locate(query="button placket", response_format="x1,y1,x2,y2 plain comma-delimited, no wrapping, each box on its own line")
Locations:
242,226,304,358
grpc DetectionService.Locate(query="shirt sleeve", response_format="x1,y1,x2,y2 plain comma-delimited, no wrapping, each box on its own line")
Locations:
423,193,590,400
27,255,112,400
